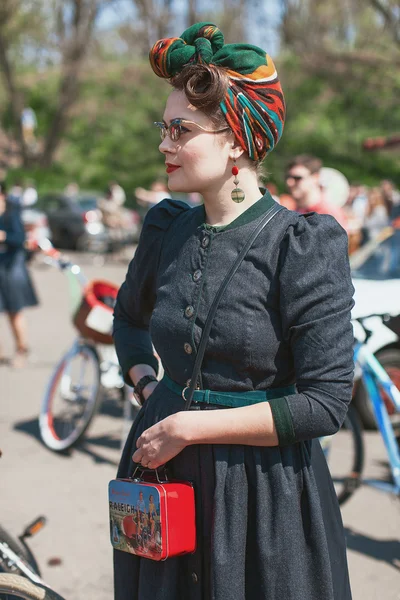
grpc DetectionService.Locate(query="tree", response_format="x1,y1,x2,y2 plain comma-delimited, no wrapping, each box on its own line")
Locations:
0,0,115,168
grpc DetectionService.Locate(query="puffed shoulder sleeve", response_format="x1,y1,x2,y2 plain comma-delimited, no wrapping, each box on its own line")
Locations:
269,213,355,445
113,199,189,385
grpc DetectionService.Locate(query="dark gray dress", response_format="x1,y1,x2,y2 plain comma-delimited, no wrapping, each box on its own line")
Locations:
113,191,354,600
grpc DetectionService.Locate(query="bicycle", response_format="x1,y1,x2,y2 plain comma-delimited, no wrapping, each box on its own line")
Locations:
37,239,140,452
324,314,400,505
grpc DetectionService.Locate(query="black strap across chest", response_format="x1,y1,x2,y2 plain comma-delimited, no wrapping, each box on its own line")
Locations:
184,202,283,411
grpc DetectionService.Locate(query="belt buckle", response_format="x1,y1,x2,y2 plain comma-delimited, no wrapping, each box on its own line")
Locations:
182,379,200,402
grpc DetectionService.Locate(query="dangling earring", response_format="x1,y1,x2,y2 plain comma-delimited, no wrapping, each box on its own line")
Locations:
231,159,245,203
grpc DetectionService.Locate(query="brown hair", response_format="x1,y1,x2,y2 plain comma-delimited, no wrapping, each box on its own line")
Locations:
170,64,230,129
170,64,263,172
286,155,323,175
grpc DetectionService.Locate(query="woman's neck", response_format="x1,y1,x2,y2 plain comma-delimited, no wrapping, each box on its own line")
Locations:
202,172,263,227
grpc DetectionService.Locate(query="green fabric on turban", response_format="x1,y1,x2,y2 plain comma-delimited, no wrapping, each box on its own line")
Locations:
149,22,285,160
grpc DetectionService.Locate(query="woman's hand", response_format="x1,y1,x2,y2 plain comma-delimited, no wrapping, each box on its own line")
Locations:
132,413,188,469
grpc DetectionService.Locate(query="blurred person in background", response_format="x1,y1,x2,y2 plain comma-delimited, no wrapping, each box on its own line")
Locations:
99,183,126,229
64,181,80,197
285,155,347,230
363,186,390,241
7,180,38,208
345,183,368,223
381,179,400,220
343,183,369,252
135,179,171,211
0,182,38,367
8,181,24,205
109,181,126,207
21,180,38,207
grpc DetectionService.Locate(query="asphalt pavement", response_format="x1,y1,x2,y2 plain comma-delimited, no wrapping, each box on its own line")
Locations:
0,251,399,600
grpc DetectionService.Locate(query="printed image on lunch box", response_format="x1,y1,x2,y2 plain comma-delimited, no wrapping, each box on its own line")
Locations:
109,469,196,561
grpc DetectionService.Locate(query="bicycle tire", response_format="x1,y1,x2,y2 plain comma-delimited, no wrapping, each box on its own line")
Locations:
39,343,102,451
0,526,40,577
323,404,365,505
0,574,49,600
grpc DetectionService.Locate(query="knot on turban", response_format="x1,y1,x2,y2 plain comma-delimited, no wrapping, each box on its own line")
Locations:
149,22,285,161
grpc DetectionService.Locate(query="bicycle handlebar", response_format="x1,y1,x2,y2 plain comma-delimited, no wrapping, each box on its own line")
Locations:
353,313,395,344
35,238,87,286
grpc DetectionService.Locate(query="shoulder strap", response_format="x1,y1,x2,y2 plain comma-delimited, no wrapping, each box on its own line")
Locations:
184,202,283,410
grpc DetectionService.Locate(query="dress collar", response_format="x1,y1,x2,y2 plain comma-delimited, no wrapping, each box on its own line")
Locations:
200,189,276,232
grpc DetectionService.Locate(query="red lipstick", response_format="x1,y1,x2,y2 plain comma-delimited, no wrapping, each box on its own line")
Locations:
166,164,181,174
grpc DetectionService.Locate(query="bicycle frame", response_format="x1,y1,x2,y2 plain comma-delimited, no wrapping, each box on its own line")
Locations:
354,341,400,494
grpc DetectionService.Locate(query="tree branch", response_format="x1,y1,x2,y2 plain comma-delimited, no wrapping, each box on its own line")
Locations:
40,0,100,167
369,0,400,46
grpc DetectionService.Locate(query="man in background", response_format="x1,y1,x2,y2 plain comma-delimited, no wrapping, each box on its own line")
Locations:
285,155,347,229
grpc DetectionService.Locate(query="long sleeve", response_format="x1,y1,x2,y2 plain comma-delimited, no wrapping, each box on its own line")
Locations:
113,199,189,386
0,209,26,248
269,213,355,445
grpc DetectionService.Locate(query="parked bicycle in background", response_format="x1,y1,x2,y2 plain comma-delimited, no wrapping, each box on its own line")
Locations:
323,315,400,505
36,240,141,453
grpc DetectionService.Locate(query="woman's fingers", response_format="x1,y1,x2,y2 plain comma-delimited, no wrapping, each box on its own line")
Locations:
132,449,143,463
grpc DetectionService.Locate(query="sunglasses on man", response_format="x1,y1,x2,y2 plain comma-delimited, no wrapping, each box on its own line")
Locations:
285,174,306,182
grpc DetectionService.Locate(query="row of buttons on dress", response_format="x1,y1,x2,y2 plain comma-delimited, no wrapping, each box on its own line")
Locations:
184,232,210,355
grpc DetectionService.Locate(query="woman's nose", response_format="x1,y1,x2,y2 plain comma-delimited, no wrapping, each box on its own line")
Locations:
159,136,176,155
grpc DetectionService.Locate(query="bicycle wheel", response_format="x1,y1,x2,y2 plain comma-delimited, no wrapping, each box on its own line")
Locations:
320,404,365,505
0,574,52,600
39,342,102,451
0,526,40,577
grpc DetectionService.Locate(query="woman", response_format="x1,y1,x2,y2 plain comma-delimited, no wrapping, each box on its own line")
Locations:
113,23,354,600
0,182,38,367
363,186,389,242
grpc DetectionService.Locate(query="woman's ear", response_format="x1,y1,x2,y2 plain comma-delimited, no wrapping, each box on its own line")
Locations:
228,142,245,162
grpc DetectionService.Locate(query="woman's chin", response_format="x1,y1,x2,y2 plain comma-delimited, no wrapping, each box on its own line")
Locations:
167,179,194,194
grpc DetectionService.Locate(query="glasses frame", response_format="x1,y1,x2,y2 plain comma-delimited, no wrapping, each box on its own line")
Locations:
154,118,231,142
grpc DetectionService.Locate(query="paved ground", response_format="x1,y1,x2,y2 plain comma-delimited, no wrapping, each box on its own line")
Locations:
1,252,399,600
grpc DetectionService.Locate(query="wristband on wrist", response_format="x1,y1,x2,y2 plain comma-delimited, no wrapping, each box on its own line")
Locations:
133,374,157,405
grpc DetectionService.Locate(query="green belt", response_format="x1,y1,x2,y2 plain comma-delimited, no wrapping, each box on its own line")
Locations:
161,374,296,409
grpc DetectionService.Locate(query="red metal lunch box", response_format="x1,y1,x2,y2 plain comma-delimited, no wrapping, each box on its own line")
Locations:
109,470,196,561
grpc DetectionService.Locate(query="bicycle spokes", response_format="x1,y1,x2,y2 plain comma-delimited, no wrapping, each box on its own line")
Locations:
46,348,99,442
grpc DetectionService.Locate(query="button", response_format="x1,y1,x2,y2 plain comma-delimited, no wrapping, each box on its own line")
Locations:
201,236,210,248
193,269,202,282
191,572,198,583
184,343,193,354
185,305,195,318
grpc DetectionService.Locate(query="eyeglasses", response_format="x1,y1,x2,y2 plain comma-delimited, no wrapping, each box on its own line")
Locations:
154,118,230,142
285,174,306,182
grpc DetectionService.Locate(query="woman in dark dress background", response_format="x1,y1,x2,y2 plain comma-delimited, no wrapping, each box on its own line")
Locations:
0,182,38,367
113,23,354,600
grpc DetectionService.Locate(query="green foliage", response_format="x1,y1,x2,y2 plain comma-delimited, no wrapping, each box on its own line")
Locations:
2,52,400,198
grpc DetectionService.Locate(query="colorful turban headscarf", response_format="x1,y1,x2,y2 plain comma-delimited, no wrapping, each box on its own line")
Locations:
149,22,285,161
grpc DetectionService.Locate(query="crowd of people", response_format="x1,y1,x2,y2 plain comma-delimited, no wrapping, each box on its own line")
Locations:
271,154,400,254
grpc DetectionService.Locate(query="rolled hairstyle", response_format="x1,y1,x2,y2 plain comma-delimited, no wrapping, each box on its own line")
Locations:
149,22,285,164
